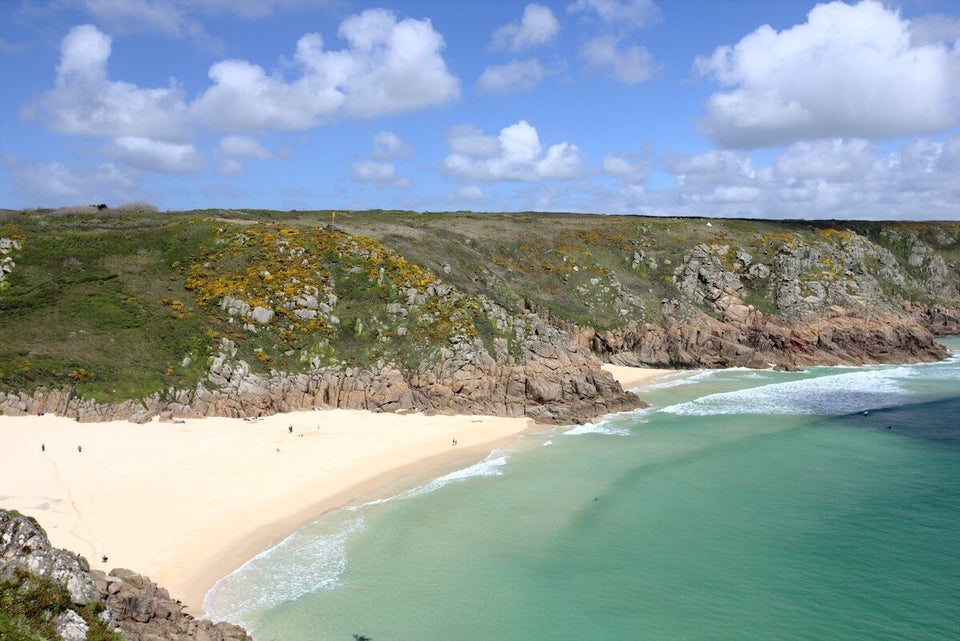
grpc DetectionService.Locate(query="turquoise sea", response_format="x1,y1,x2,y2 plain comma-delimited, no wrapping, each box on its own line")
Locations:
205,338,960,641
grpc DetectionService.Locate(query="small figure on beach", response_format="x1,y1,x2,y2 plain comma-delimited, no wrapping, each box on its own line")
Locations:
289,424,293,434
376,406,382,414
41,443,45,452
102,555,108,563
451,438,458,446
77,445,82,453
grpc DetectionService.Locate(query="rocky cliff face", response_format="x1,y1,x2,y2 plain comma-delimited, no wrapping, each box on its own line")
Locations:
559,229,957,369
0,510,249,641
1,215,957,424
0,300,642,425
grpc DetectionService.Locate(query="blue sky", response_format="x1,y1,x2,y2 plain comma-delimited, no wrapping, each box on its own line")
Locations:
1,0,958,219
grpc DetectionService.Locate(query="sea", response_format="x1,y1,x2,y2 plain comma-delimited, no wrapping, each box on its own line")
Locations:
204,337,960,641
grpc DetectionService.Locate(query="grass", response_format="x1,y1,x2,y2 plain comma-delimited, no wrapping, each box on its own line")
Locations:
0,210,957,402
0,567,123,641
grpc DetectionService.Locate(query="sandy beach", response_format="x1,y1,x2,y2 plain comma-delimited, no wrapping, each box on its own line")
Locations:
0,366,671,616
602,364,676,390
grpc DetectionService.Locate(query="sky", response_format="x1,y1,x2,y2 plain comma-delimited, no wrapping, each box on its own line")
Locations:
1,0,958,220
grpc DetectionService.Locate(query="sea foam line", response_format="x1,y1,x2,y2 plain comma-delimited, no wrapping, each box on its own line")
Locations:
350,450,511,510
204,513,364,626
660,365,920,417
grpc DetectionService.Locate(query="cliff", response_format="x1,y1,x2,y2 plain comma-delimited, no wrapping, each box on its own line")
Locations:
0,209,957,422
0,509,249,641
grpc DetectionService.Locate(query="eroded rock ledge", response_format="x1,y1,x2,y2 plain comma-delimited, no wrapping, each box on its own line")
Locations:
0,510,249,641
0,314,644,425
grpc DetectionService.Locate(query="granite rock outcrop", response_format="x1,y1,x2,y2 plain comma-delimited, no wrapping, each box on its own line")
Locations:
0,510,249,641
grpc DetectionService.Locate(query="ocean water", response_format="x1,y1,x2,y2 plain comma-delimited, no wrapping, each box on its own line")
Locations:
205,338,960,641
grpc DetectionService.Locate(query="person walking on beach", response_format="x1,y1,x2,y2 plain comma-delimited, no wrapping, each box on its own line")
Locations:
41,443,45,452
77,445,82,453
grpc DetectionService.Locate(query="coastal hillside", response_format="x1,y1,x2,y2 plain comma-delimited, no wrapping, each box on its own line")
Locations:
0,208,957,423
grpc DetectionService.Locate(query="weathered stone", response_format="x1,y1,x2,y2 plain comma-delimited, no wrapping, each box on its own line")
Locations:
54,609,90,641
250,306,274,324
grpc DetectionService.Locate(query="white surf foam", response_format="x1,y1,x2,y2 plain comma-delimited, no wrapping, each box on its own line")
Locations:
661,366,920,417
351,452,510,509
205,451,517,625
641,367,764,391
204,514,364,625
563,420,632,436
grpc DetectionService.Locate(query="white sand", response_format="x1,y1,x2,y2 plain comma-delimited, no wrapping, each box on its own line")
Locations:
0,409,535,613
0,364,671,615
602,364,676,389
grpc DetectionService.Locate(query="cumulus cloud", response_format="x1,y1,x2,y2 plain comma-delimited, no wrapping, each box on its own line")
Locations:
191,9,460,132
477,59,547,95
106,137,203,173
372,131,412,159
695,0,960,148
602,152,650,183
5,157,140,207
653,136,960,219
455,185,485,201
38,24,189,140
580,35,655,83
442,120,582,182
446,125,502,158
772,139,881,181
662,149,756,186
491,4,559,52
568,0,661,31
351,160,410,188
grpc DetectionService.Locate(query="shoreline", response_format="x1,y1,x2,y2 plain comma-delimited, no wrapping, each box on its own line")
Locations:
0,366,675,617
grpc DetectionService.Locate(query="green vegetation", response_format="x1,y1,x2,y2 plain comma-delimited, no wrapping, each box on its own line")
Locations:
1,208,957,403
0,568,123,641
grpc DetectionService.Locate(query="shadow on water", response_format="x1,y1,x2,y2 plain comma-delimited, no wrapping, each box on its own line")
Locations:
830,397,960,448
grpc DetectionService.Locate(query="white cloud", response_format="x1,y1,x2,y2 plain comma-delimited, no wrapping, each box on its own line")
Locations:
351,160,411,188
580,35,654,83
711,186,761,203
908,13,960,46
477,59,547,95
83,0,195,36
696,0,960,148
654,135,960,220
373,131,411,159
491,4,560,52
446,125,501,158
456,185,485,201
568,0,661,31
218,135,272,159
38,24,189,141
602,152,650,183
773,139,880,181
191,9,460,132
442,120,582,182
662,149,756,185
106,137,203,173
6,158,140,207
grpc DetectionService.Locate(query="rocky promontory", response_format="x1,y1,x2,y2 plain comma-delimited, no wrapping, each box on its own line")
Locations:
0,510,249,641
